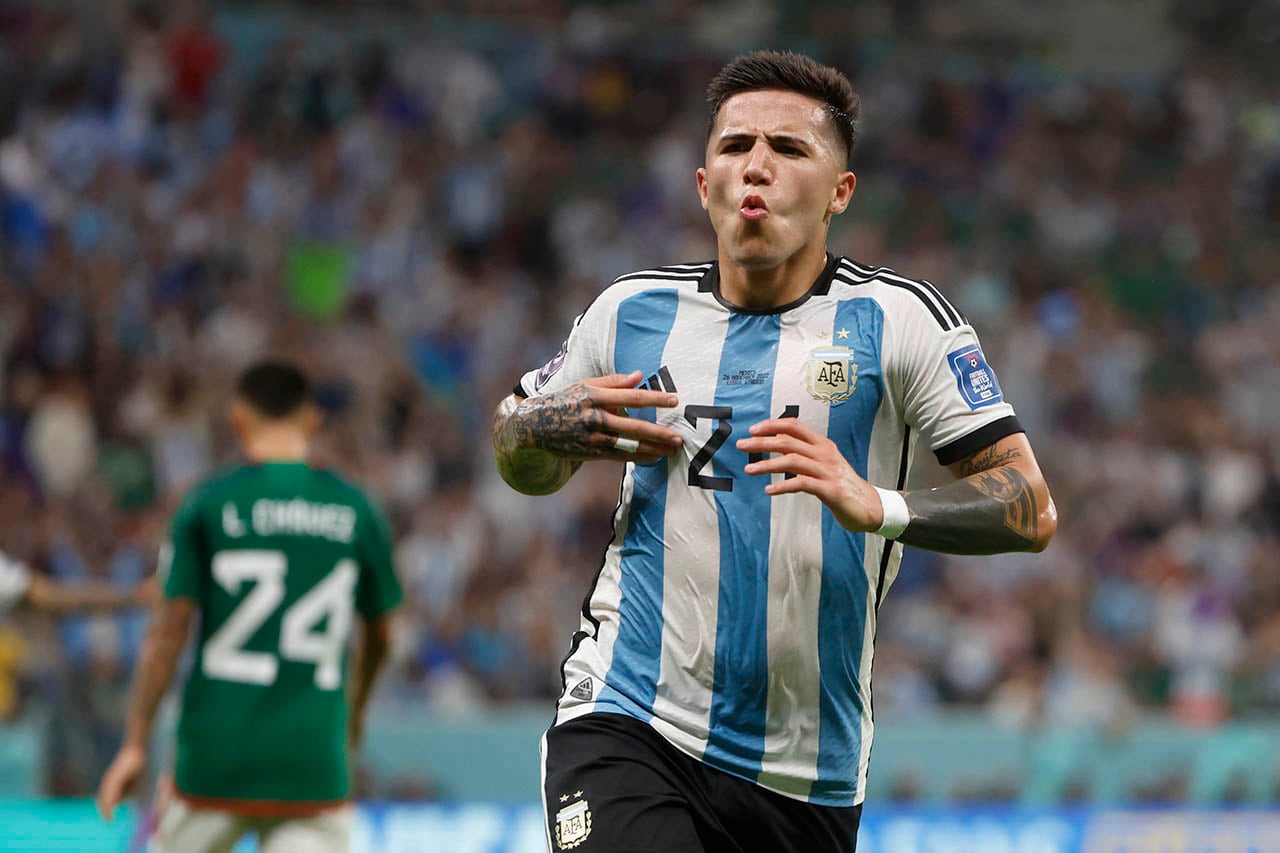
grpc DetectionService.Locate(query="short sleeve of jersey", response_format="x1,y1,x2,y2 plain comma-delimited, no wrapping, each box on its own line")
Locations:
890,302,1023,466
514,296,613,399
354,495,403,619
0,553,32,612
162,488,208,602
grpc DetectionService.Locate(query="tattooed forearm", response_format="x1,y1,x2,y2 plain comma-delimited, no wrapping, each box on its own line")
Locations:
955,445,1023,477
898,465,1040,554
491,392,591,495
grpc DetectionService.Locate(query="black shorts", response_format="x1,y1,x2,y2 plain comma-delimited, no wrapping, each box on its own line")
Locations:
542,713,862,853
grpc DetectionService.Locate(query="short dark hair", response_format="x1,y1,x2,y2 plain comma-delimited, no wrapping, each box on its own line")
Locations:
235,360,312,419
706,50,860,165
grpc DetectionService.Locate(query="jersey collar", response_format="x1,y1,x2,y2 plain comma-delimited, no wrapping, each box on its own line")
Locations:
697,253,837,315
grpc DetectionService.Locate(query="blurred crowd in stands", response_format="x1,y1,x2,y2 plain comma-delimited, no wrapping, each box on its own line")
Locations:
0,0,1279,797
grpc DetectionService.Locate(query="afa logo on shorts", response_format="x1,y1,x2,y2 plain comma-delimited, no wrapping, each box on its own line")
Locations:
554,795,592,849
947,344,1004,409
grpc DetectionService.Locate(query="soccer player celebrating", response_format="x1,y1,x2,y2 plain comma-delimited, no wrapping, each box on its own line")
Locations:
493,51,1056,851
97,360,402,853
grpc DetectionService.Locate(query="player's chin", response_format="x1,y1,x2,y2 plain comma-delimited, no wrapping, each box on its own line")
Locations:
725,239,785,269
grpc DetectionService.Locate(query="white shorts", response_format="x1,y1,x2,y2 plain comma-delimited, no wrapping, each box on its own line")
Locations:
151,797,353,853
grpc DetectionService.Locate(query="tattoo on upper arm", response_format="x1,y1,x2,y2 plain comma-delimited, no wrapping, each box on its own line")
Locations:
956,445,1023,477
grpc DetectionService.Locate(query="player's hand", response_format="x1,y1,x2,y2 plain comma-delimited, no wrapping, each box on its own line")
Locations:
516,371,683,463
96,743,146,822
737,418,884,532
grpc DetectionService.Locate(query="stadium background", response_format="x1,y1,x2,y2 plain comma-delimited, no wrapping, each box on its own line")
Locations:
0,0,1278,850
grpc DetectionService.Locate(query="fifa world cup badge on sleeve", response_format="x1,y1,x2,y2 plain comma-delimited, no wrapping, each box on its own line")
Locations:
947,344,1004,409
805,346,857,403
535,339,570,392
554,794,592,849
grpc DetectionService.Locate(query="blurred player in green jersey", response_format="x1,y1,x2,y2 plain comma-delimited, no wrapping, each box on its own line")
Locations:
96,360,403,853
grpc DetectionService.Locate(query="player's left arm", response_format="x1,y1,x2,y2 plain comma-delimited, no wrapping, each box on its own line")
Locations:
347,612,393,747
739,422,1055,555
349,493,403,747
898,431,1055,553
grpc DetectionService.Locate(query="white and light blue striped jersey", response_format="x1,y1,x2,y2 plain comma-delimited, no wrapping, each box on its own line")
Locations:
516,255,1022,807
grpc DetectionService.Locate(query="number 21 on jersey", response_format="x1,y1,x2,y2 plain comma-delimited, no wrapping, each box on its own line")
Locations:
203,550,356,690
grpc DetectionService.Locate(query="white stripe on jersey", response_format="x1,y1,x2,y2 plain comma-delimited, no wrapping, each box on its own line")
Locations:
557,471,635,725
756,300,833,799
649,292,728,759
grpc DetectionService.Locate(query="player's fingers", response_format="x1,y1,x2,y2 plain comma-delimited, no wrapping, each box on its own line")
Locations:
96,776,120,821
748,418,822,441
587,432,679,459
764,474,825,497
744,453,829,479
590,386,680,411
594,412,684,447
581,371,646,389
735,434,811,456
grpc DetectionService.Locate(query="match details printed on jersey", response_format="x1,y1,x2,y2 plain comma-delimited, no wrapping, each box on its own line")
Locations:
947,344,1004,409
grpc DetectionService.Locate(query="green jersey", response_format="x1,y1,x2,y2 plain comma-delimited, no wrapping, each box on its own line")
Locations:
161,462,402,810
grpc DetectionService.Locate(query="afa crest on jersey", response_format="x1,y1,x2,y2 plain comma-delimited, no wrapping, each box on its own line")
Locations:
805,346,857,403
554,797,592,849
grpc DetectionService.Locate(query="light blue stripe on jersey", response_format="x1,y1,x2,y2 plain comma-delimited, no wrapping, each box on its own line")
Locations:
596,289,681,720
814,298,884,802
703,313,782,778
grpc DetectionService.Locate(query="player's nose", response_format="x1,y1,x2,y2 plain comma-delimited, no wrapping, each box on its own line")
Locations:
742,141,772,184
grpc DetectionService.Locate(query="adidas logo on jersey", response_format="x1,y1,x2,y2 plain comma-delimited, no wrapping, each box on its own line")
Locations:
642,366,677,393
569,677,594,701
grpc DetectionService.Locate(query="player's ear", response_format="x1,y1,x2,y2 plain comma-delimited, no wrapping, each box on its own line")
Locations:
696,167,709,210
300,404,323,437
828,171,856,216
228,400,252,438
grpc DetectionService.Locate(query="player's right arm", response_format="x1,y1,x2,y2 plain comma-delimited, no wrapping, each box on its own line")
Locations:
98,491,206,821
493,296,682,496
492,372,683,496
97,595,197,820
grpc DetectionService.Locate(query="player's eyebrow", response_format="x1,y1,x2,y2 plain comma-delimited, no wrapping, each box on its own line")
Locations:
717,131,814,150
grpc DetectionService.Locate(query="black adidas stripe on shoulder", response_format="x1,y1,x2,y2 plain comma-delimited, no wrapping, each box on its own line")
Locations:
612,262,712,285
836,260,967,331
840,259,966,327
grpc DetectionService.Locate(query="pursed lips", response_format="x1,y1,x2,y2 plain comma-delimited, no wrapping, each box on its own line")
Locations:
740,194,769,220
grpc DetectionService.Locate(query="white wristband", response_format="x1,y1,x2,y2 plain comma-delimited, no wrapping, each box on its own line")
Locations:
874,487,910,540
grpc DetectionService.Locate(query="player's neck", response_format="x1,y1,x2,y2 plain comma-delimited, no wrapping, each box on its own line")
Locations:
716,241,830,310
241,430,310,464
